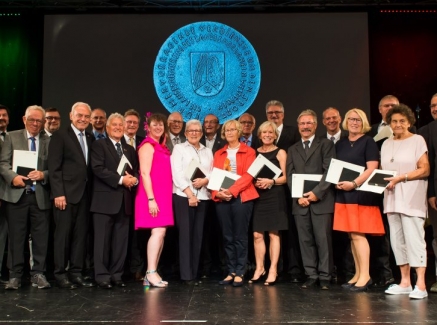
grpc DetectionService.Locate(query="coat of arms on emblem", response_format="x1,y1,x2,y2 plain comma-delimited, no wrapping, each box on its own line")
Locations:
191,52,225,97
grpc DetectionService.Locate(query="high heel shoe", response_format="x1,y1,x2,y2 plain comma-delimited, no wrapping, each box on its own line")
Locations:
248,270,266,284
350,278,372,292
144,270,167,288
219,274,235,285
264,273,278,286
341,282,356,289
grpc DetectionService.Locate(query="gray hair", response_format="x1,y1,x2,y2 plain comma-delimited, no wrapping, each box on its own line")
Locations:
379,95,399,107
25,105,45,118
71,102,91,114
107,113,124,125
185,119,202,131
265,100,284,113
297,109,318,124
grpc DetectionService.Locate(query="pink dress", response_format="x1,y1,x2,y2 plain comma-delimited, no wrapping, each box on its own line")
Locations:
135,137,174,229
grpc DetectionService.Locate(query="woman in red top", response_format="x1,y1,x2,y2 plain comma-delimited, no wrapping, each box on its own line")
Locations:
212,119,259,287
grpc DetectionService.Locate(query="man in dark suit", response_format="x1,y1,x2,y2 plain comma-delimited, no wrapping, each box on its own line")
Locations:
48,102,95,289
368,95,401,288
200,114,225,154
121,109,146,281
238,113,260,150
166,112,186,153
199,113,226,277
266,100,301,281
90,113,138,289
91,108,107,139
43,107,61,137
322,107,348,143
0,104,10,285
420,93,437,292
286,109,335,290
266,100,300,151
0,105,51,290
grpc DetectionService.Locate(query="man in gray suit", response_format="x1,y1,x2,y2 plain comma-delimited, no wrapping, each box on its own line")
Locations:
0,105,51,290
286,109,335,290
166,112,186,153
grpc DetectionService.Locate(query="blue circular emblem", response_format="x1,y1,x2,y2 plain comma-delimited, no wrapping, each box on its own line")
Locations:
153,21,261,123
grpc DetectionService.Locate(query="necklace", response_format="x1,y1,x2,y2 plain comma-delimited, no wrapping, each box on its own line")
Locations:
390,140,403,163
349,140,356,147
228,143,240,150
261,145,276,152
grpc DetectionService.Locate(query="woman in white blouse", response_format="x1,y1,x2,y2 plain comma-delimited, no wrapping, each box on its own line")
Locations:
170,119,213,285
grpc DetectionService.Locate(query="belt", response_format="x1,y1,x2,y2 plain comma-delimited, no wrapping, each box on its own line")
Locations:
25,189,35,194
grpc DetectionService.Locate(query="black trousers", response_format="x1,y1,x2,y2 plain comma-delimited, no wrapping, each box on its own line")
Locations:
5,193,49,278
174,194,207,281
294,210,333,281
216,198,253,277
93,207,130,284
0,202,8,276
53,192,89,281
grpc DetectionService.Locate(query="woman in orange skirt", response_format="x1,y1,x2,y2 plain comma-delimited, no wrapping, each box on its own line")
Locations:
333,108,385,292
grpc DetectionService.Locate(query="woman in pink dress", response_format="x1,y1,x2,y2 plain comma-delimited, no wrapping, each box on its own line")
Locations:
135,113,174,287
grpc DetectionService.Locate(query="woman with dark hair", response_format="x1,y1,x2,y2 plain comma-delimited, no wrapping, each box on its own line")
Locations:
381,104,429,299
212,119,259,287
135,113,174,288
333,108,384,292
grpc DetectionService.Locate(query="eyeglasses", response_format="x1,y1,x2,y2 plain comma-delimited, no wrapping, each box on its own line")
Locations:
430,104,437,109
26,118,44,125
186,130,202,134
169,120,183,124
267,111,283,116
298,122,316,126
46,116,60,121
348,117,362,123
240,121,254,125
225,128,238,133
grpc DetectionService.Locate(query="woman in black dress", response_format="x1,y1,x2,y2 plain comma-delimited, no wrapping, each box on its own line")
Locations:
250,121,288,286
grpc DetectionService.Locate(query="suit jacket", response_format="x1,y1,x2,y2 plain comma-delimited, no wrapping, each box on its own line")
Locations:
0,129,51,209
200,134,226,154
286,136,336,215
90,138,139,216
121,134,145,150
249,134,260,150
276,125,300,151
423,121,437,198
48,125,94,204
166,133,186,153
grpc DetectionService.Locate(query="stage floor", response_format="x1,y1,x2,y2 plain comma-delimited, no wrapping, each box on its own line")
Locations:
1,274,436,325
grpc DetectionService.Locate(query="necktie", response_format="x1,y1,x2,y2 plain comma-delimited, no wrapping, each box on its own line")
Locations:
243,137,249,145
381,122,387,127
115,142,122,158
304,140,310,157
330,136,335,142
129,137,134,147
29,137,36,152
97,133,105,140
0,131,5,141
79,132,86,159
29,137,36,191
173,136,180,145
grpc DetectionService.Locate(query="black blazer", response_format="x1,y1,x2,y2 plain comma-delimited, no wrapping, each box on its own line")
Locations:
90,138,139,216
276,125,300,151
286,136,336,215
250,134,260,150
48,126,94,204
200,134,226,154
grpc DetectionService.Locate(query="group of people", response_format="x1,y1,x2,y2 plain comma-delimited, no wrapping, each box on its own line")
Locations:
0,94,436,300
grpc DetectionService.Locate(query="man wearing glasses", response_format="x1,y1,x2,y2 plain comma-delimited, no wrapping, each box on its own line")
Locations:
43,107,61,137
123,109,144,150
0,106,51,290
265,100,300,151
238,113,259,150
166,112,185,153
91,108,107,140
200,114,225,154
